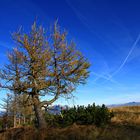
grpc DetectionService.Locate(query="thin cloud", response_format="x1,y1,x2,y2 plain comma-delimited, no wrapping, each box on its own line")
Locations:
65,0,113,47
0,41,12,50
109,34,140,78
93,34,140,84
66,0,140,86
91,71,120,85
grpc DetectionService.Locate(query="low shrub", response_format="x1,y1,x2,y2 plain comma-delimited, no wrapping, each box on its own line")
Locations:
45,103,114,127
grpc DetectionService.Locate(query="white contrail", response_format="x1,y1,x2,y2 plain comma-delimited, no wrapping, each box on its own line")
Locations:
99,34,140,84
91,33,140,84
65,0,107,44
66,0,120,85
111,34,140,77
0,42,10,49
91,71,120,85
66,0,140,84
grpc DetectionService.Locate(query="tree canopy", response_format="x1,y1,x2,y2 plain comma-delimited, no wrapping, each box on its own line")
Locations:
0,21,90,129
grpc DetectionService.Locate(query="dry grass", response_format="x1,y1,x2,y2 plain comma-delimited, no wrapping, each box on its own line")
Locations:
0,106,140,140
110,106,140,125
0,124,140,140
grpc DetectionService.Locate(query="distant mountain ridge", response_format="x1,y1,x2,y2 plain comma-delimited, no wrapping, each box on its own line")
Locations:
0,102,140,116
108,102,140,108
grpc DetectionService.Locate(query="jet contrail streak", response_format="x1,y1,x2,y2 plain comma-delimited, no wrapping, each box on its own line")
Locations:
100,34,140,84
92,34,140,84
91,72,120,85
66,0,140,84
111,34,140,77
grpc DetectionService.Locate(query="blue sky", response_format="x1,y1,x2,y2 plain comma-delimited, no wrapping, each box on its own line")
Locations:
0,0,140,106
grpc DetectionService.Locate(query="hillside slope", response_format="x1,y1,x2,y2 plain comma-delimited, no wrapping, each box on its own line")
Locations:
0,106,140,140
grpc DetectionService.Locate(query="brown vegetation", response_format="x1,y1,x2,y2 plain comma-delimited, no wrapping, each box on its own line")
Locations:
0,123,139,140
110,106,140,125
0,21,90,129
0,106,140,140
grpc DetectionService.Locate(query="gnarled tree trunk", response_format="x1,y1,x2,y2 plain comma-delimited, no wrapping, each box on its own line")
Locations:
33,95,46,129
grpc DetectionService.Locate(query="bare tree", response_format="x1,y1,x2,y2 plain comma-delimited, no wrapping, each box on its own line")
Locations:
0,21,90,129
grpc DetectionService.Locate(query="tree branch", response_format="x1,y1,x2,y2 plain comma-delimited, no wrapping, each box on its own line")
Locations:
40,94,59,107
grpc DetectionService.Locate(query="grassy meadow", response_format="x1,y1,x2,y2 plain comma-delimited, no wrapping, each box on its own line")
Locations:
110,106,140,126
0,106,140,140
